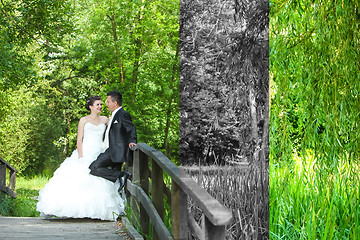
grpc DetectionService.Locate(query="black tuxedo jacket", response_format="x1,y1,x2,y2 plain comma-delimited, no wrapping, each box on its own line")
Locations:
105,108,137,163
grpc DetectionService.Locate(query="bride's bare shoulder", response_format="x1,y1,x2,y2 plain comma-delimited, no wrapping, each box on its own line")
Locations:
100,115,109,124
79,116,89,125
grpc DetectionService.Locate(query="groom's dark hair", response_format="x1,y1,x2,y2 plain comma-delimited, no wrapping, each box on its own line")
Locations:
107,91,122,106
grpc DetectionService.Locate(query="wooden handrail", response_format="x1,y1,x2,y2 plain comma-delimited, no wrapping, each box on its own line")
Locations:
126,143,232,240
0,157,18,198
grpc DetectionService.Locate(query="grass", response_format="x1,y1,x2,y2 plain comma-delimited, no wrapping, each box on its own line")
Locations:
0,175,49,217
270,152,360,239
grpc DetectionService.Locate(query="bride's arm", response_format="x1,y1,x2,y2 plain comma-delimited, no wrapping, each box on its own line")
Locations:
77,117,86,158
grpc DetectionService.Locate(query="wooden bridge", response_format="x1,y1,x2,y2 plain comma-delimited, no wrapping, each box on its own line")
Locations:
0,217,131,239
0,143,232,239
0,156,17,198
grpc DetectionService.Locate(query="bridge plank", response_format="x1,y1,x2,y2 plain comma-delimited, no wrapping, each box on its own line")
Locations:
0,217,128,239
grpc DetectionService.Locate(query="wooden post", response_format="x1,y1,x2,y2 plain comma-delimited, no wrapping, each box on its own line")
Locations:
124,151,133,177
125,155,133,202
0,163,6,187
139,150,149,236
151,159,164,240
171,180,188,240
203,215,226,240
9,170,16,190
131,149,141,230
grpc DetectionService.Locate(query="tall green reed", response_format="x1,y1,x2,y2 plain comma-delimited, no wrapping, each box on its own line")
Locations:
270,152,360,239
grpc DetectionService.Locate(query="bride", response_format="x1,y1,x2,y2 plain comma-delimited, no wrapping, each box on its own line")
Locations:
37,96,125,221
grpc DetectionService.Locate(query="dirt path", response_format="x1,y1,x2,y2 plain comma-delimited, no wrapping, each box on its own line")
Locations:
0,216,129,239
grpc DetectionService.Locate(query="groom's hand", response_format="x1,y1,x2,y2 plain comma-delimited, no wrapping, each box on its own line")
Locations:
129,142,137,149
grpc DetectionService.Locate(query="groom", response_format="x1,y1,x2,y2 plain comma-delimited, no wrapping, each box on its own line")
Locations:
89,91,137,192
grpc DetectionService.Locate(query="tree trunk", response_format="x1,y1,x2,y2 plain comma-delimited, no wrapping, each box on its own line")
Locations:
132,5,144,86
108,13,124,83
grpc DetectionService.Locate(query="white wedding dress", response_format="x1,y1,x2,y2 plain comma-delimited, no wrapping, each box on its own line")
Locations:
37,122,125,221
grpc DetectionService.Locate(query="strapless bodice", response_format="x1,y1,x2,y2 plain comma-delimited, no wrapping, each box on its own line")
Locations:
82,122,106,158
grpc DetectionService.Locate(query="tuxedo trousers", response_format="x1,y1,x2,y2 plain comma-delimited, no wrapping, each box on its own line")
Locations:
89,150,125,183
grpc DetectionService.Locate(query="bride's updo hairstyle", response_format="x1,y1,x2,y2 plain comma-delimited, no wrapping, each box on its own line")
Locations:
85,96,101,111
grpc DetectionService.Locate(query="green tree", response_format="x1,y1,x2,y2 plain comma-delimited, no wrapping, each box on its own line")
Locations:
0,0,73,89
270,0,360,165
0,83,65,175
0,0,180,176
0,0,75,175
63,0,180,161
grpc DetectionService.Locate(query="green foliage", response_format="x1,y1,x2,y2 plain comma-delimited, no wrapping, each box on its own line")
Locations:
0,0,74,89
270,1,360,238
0,85,65,175
0,0,179,176
125,196,153,240
0,176,48,217
270,0,360,165
57,0,180,162
162,172,172,234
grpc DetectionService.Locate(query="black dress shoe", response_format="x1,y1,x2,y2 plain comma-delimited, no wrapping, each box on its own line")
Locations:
118,172,132,193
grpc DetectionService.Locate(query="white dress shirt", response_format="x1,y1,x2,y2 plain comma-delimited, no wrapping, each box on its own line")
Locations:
103,107,122,150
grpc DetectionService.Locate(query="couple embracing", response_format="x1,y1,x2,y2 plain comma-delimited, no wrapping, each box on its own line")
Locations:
37,91,136,221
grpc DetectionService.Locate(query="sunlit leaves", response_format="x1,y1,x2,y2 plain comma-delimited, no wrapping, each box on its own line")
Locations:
270,0,360,165
0,0,74,89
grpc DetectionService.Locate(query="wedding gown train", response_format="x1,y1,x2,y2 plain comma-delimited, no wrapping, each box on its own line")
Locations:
37,122,125,221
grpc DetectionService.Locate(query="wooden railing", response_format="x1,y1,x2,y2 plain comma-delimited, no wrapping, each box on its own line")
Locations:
125,143,232,240
0,157,17,198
